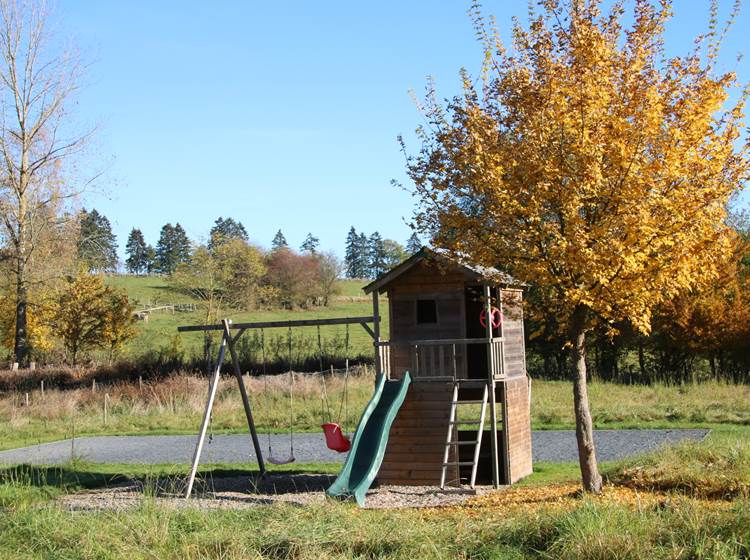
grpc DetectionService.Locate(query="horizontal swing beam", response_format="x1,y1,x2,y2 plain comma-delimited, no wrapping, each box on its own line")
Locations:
177,315,379,333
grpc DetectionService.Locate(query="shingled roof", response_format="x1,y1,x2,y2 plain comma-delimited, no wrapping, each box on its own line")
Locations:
362,247,521,295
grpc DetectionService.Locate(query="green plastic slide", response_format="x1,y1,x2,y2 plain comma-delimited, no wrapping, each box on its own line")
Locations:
326,371,412,506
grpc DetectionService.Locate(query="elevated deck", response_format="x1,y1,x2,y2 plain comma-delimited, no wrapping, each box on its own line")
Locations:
377,337,523,382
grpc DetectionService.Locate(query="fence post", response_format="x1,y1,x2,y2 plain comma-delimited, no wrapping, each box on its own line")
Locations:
70,413,76,460
92,378,96,393
103,393,109,426
40,379,44,397
24,392,29,407
138,375,143,392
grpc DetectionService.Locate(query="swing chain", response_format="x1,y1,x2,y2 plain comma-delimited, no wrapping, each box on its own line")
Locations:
288,326,294,456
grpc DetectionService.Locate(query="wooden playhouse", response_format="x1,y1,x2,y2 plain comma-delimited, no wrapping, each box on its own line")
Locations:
365,248,533,488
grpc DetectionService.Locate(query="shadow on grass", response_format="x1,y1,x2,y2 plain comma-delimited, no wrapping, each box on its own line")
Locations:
0,462,336,498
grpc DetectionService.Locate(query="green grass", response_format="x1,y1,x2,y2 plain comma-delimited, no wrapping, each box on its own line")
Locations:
1,382,749,559
335,278,371,298
104,275,387,362
0,432,748,559
532,379,750,429
609,426,750,499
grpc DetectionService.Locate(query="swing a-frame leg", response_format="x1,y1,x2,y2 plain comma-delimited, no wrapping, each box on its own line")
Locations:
185,319,266,499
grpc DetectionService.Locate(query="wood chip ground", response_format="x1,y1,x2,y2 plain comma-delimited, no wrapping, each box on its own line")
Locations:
58,473,495,511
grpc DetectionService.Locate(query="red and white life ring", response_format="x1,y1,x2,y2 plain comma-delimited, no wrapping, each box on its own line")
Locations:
479,307,503,329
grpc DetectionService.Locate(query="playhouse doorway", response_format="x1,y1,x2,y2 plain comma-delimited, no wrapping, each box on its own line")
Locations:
464,285,501,379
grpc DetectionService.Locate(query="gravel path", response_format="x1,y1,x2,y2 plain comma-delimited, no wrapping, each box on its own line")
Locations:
532,429,709,462
0,429,708,466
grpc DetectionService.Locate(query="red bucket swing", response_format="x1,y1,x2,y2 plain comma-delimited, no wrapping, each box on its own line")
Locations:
319,325,351,453
322,422,350,453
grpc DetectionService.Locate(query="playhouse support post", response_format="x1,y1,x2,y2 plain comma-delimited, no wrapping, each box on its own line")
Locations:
498,289,511,484
484,284,500,489
223,319,266,477
372,291,382,378
186,328,227,498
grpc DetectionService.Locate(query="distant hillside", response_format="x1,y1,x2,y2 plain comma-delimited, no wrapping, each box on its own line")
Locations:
104,275,387,363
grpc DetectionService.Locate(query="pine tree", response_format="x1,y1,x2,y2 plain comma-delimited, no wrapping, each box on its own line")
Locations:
271,229,288,251
358,233,370,278
144,245,156,273
368,231,386,278
345,227,359,278
208,217,248,251
173,223,192,264
155,223,191,274
155,224,176,274
406,232,422,254
300,233,320,254
78,208,118,272
125,228,148,274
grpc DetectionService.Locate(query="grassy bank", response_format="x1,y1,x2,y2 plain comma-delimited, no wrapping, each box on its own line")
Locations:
2,375,749,452
103,276,385,364
0,431,748,559
3,496,744,559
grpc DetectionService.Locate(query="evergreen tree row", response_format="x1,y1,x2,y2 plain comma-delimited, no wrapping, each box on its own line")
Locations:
78,207,416,279
344,228,420,279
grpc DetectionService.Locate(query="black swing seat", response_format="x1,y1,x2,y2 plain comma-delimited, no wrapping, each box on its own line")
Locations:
267,454,295,465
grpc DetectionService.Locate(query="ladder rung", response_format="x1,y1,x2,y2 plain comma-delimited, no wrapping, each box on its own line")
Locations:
446,440,479,446
451,400,485,405
442,461,476,467
449,420,481,425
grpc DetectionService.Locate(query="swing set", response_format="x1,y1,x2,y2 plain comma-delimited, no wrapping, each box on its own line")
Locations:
177,314,380,498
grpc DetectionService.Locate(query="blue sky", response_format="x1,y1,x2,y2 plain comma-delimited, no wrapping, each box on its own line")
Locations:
62,1,749,258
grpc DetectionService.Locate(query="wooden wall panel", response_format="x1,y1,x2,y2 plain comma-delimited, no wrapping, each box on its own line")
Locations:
378,382,456,486
501,289,526,378
386,263,467,379
503,376,533,483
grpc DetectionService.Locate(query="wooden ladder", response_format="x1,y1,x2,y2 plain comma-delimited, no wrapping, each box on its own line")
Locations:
440,382,489,489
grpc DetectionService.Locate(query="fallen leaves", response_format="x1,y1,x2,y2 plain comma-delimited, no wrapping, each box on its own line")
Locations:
425,483,736,518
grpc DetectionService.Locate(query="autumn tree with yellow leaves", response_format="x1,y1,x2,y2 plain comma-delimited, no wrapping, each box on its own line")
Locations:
405,0,750,492
52,272,136,366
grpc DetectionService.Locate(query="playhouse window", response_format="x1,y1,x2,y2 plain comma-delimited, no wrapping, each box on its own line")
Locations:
416,299,438,324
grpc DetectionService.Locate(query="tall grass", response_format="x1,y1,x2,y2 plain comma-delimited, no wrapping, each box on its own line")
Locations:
0,409,748,558
532,379,750,427
0,490,747,559
611,437,750,499
3,376,750,452
0,368,375,451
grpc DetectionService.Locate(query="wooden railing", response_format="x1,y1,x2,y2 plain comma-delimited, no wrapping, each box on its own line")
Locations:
377,338,505,381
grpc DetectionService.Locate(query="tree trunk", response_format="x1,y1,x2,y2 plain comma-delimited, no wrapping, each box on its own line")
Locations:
13,106,31,366
570,305,603,493
638,340,647,383
13,242,29,366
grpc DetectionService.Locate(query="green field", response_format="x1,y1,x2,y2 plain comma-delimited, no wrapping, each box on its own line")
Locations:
1,276,746,558
0,397,748,559
105,275,387,365
2,365,749,559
